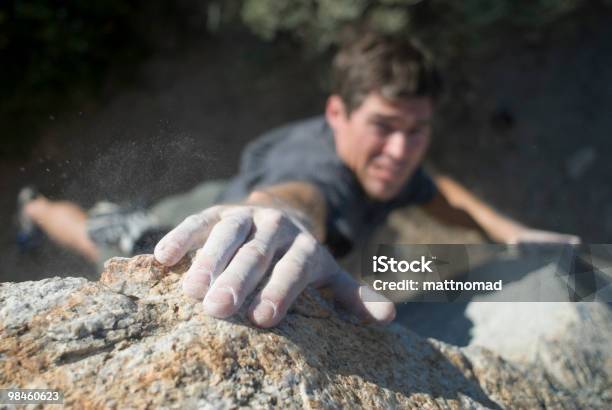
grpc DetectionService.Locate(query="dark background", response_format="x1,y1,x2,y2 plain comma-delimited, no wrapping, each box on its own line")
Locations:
1,0,611,281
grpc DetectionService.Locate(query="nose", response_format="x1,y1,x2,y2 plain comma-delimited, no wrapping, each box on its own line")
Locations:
383,131,408,161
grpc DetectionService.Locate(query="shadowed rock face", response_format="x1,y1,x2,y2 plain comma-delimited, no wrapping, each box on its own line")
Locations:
0,255,609,408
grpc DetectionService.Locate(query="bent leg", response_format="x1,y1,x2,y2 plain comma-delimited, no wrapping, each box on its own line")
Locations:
24,197,100,262
22,180,228,267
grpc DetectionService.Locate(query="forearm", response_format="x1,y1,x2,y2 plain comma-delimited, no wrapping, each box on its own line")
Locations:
245,181,327,241
431,175,525,243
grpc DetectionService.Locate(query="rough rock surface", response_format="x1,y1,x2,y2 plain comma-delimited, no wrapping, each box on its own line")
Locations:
467,301,612,402
1,255,609,409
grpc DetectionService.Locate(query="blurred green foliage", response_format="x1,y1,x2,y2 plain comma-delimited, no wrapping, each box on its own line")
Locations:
238,0,603,51
1,0,609,157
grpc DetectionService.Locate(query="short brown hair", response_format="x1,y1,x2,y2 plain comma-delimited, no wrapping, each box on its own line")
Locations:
332,31,442,113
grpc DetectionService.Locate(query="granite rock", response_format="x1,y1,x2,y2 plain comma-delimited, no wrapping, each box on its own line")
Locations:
1,255,609,409
467,301,612,404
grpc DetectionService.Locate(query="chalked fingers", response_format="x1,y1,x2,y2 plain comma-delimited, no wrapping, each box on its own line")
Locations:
248,232,317,327
154,205,224,266
182,208,253,299
202,209,288,318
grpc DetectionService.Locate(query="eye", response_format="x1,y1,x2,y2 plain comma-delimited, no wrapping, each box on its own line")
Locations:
405,125,430,145
409,126,425,136
372,121,393,136
409,124,430,138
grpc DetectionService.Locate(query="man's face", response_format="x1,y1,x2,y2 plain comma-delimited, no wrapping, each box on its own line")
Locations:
327,92,433,201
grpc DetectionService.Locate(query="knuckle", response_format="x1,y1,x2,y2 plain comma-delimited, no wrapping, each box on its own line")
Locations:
221,206,250,218
262,209,284,228
222,214,250,231
183,214,203,227
223,218,242,231
282,252,309,277
254,208,285,232
241,240,269,261
192,251,213,270
206,204,224,214
295,233,318,256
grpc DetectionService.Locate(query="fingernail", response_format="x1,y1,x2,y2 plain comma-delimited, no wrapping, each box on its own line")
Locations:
252,299,277,326
360,286,396,324
155,243,176,263
363,300,396,324
203,286,236,317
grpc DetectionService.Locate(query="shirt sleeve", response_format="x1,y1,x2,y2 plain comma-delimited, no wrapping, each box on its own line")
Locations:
218,164,439,258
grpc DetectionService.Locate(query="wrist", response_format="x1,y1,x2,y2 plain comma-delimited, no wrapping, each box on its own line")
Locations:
246,190,320,239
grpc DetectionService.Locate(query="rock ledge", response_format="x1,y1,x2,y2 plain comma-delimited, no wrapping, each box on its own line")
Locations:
1,255,609,409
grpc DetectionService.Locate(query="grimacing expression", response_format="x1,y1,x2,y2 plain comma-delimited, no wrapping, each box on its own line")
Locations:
327,92,433,201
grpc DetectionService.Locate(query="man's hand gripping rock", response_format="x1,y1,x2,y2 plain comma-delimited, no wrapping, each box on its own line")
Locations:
154,205,395,327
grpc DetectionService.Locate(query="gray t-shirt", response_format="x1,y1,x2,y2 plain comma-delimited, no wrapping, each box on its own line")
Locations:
217,116,437,257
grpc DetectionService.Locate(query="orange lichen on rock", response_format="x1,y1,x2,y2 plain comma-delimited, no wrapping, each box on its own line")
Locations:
1,254,609,409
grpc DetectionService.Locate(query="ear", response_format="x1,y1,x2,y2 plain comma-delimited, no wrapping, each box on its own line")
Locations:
325,95,348,131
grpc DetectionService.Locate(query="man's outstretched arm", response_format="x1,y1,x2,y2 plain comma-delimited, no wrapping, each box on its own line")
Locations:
244,181,328,242
423,175,580,244
154,181,395,328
